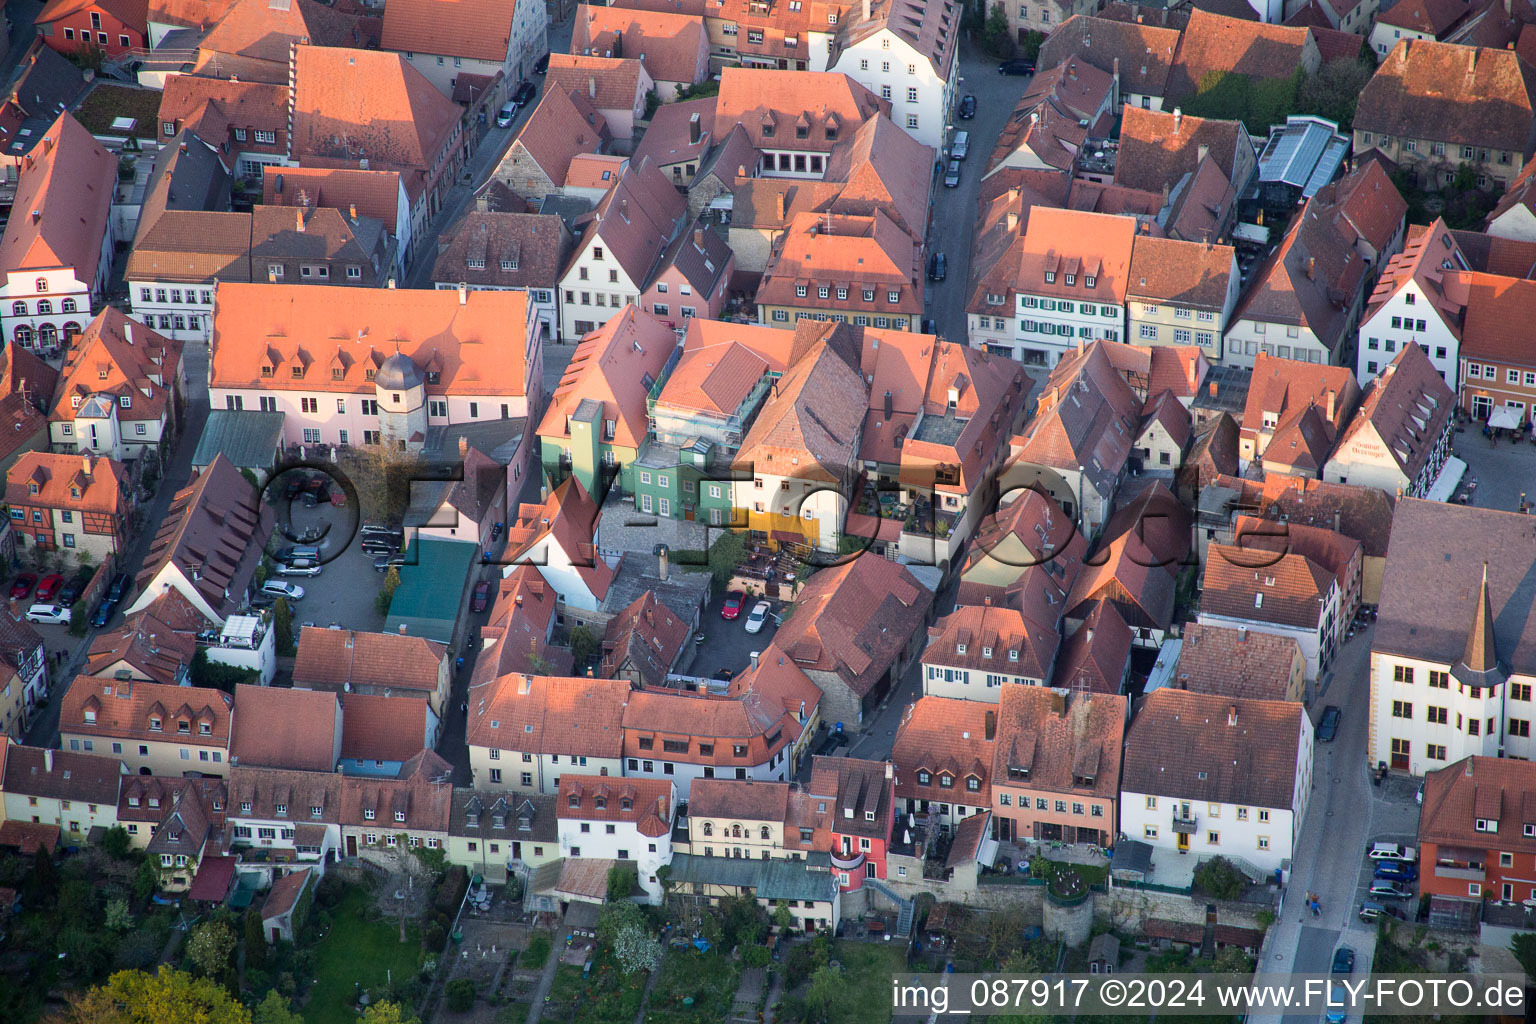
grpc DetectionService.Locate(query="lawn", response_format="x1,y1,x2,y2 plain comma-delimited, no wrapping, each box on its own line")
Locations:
543,950,647,1024
73,84,162,139
519,930,553,970
832,941,905,1024
305,888,423,1024
645,948,740,1024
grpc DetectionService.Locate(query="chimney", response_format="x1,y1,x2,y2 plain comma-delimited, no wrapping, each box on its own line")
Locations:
658,545,669,581
44,748,53,772
388,278,396,289
984,710,996,740
589,76,597,98
883,390,893,417
82,453,92,476
268,268,278,283
1049,690,1067,715
399,623,408,634
688,112,701,145
620,198,629,219
775,191,786,220
750,651,760,669
1334,510,1341,533
124,323,133,346
1325,388,1336,421
1006,210,1019,232
1077,337,1086,355
518,674,532,694
179,141,187,155
458,435,469,459
1306,257,1317,280
693,227,704,249
296,207,304,232
1172,107,1182,134
30,209,39,224
1227,704,1238,726
1237,625,1247,642
458,282,468,305
1209,380,1218,397
884,761,894,780
349,203,357,220
1197,143,1209,165
862,0,870,19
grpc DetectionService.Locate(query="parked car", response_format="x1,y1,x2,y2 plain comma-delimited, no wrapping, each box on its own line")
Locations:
1374,861,1418,882
722,591,746,620
58,574,90,607
25,603,70,624
275,545,321,563
534,52,549,75
275,562,323,577
360,538,398,556
1331,946,1354,974
944,160,961,187
361,524,406,545
374,554,406,573
928,251,947,281
472,580,491,612
34,574,63,602
496,103,516,127
958,94,976,119
283,474,308,500
90,598,116,628
1325,982,1348,1024
513,80,537,106
1368,842,1416,862
998,59,1035,75
261,580,306,601
9,574,36,601
248,593,276,610
1316,705,1341,741
744,601,772,634
1367,881,1411,899
951,130,969,160
107,572,132,601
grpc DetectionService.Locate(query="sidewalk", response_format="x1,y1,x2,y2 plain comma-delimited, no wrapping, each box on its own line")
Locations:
524,942,563,1024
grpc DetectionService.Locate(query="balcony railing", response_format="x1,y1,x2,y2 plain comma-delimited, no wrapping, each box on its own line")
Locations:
829,848,866,871
1171,814,1198,835
1434,864,1486,882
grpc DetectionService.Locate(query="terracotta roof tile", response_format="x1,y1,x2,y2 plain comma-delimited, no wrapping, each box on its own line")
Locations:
6,451,127,517
601,590,688,687
755,210,922,317
547,53,647,113
229,683,341,771
891,696,995,805
339,693,432,761
83,589,209,686
714,67,888,157
504,478,616,600
1051,600,1133,694
571,4,708,86
830,0,958,77
1455,270,1536,365
922,603,1060,681
261,166,403,228
293,627,448,698
1166,10,1319,102
1037,16,1181,100
1378,0,1474,33
806,755,894,839
1122,689,1306,807
466,673,631,757
558,774,673,837
199,0,377,65
689,778,790,822
1329,342,1454,482
0,113,116,286
1200,542,1333,629
381,0,518,61
62,676,231,744
991,686,1125,802
502,87,611,192
1115,106,1251,195
538,305,676,450
733,327,868,479
1420,755,1536,854
1,745,123,805
1358,40,1536,152
1128,236,1236,310
1175,621,1303,701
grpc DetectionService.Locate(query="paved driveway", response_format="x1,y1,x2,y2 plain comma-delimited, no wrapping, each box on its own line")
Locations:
1452,422,1536,513
926,43,1039,342
694,590,779,680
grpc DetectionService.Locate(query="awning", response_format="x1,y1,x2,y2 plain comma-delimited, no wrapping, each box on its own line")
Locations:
1490,405,1522,430
1423,456,1467,504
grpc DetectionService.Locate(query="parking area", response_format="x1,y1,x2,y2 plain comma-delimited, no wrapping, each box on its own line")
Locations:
1452,422,1536,514
692,589,781,680
266,491,389,633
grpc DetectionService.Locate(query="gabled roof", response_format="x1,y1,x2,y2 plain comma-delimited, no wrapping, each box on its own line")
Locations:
1364,218,1470,336
37,0,148,30
505,477,614,599
507,87,610,189
830,0,959,78
733,326,867,479
6,451,128,516
1037,16,1181,99
432,211,572,291
756,209,922,314
820,114,935,240
1166,9,1318,102
688,778,791,823
559,774,673,836
1067,529,1176,632
1017,207,1138,304
466,672,632,757
290,45,461,202
1178,412,1240,494
1357,39,1536,152
767,554,933,697
1239,353,1359,458
134,131,231,246
261,165,405,229
576,158,687,289
1377,0,1473,34
230,683,340,771
53,308,182,427
381,0,518,62
891,696,995,804
1,745,123,806
538,305,676,449
921,604,1059,681
1176,622,1303,701
1122,689,1306,807
1127,236,1235,310
1115,106,1251,194
135,454,272,620
0,113,116,285
1009,341,1142,497
714,68,887,155
571,4,708,85
991,686,1125,801
1330,342,1454,481
472,566,573,682
339,693,432,762
1421,756,1536,853
198,0,376,65
62,676,231,742
1201,543,1333,629
293,627,448,696
1051,600,1134,694
964,170,1071,318
956,487,1087,602
83,588,209,686
260,868,312,922
547,53,647,112
601,590,688,687
806,755,894,839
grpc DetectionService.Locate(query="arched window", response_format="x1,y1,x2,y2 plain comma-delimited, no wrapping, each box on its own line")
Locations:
34,278,47,293
702,822,712,836
37,324,57,347
35,299,51,316
12,325,32,347
731,824,742,838
10,301,25,317
61,322,81,341
60,298,76,313
760,825,770,840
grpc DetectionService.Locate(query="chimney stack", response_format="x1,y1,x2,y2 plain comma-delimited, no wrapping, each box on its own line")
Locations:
884,761,894,780
862,0,870,19
124,323,133,346
82,453,92,476
458,435,469,459
1006,210,1019,232
1306,257,1317,280
459,281,469,305
44,748,53,772
688,112,701,145
589,76,597,98
750,650,760,669
658,545,669,581
1325,388,1336,421
693,227,704,249
1227,705,1238,726
775,191,786,220
349,203,357,220
296,207,304,232
1172,107,1182,134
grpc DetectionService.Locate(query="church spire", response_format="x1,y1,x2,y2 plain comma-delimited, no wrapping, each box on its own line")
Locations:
1462,561,1497,674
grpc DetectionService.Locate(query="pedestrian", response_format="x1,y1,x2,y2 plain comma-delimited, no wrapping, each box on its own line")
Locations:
1312,901,1321,918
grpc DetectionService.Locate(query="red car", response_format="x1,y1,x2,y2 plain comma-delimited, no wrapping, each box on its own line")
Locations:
721,591,745,620
34,574,63,602
9,574,36,601
471,580,491,613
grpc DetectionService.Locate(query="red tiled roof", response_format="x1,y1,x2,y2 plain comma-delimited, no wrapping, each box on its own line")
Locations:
261,166,403,229
229,683,340,772
293,627,447,696
0,113,116,286
62,677,231,744
52,308,182,428
714,67,887,156
466,673,631,757
991,686,1125,803
1357,40,1536,153
381,0,517,61
547,53,647,113
38,0,148,29
559,775,673,836
6,451,127,517
538,305,676,449
1123,689,1306,807
891,696,995,805
571,4,708,86
339,693,431,762
504,477,615,601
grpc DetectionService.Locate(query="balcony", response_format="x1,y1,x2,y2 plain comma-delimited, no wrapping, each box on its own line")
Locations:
1171,813,1198,835
1433,863,1486,882
829,847,866,871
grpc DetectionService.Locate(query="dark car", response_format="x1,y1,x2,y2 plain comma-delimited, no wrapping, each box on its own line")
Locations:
958,94,976,119
928,251,947,282
248,593,276,610
283,474,307,500
360,538,398,556
58,574,90,607
107,572,132,602
1331,946,1355,974
9,574,36,601
513,80,537,107
1374,860,1418,882
534,53,550,75
998,59,1036,75
90,598,116,628
472,580,491,613
722,591,745,620
374,554,406,573
1317,705,1341,741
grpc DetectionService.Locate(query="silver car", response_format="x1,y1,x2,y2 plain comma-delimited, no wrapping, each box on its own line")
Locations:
944,160,961,187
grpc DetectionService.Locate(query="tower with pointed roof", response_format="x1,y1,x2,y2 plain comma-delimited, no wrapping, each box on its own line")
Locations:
1453,562,1506,690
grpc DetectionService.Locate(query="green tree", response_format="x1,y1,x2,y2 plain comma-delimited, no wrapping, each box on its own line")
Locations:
188,919,237,980
69,598,87,635
1192,857,1247,901
1295,58,1374,132
707,530,746,588
53,969,253,1024
131,857,158,903
773,900,794,932
272,596,294,654
606,864,637,902
101,825,133,859
613,920,663,975
375,565,402,615
1511,932,1536,980
1210,945,1254,974
597,899,647,949
25,845,56,903
104,898,133,933
568,624,598,667
244,910,269,971
252,991,305,1024
982,1,1012,58
360,1003,419,1024
805,965,849,1021
348,443,423,526
445,978,477,1012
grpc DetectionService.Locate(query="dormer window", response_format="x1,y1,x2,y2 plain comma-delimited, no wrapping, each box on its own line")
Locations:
332,367,345,380
27,483,36,495
1064,274,1076,286
394,810,406,822
843,807,853,819
84,709,96,724
796,285,808,298
311,805,322,818
918,770,930,784
120,395,131,409
939,774,953,789
594,795,606,809
569,794,580,808
149,716,161,731
966,777,980,791
70,486,81,499
200,721,211,735
957,643,967,655
1476,818,1497,833
1085,276,1096,287
365,368,376,381
796,125,808,139
177,720,189,733
493,814,506,828
621,798,632,810
364,809,375,820
275,803,287,815
865,810,875,821
761,124,774,138
240,802,252,813
982,647,992,658
1008,649,1019,662
261,364,274,377
1044,272,1056,284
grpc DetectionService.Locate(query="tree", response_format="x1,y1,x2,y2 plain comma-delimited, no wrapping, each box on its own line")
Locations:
52,969,252,1024
606,864,637,902
349,443,424,527
445,977,477,1012
707,530,746,588
245,910,269,971
131,857,158,903
568,624,597,667
25,846,56,903
1295,58,1375,132
104,898,133,933
375,565,402,615
272,596,294,654
1192,857,1247,901
805,965,849,1021
961,908,1027,968
101,825,133,859
1511,932,1536,980
612,920,663,975
360,1003,419,1024
188,919,237,980
252,991,305,1024
1210,945,1254,975
982,2,1012,58
773,900,794,932
597,899,647,949
69,599,87,635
